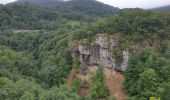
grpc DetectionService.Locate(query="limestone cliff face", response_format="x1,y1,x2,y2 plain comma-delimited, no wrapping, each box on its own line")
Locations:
71,34,129,71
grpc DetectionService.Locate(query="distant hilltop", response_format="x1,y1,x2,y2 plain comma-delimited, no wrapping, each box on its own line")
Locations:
151,5,170,12
13,0,65,7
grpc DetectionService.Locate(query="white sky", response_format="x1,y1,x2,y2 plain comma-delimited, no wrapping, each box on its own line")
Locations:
0,0,170,9
98,0,170,9
0,0,16,4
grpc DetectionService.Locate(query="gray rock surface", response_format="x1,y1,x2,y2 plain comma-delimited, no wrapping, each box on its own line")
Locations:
71,35,129,71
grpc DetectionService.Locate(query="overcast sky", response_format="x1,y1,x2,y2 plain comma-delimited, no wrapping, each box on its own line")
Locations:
0,0,170,9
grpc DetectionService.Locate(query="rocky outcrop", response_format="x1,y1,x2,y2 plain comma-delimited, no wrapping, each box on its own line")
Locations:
71,34,129,71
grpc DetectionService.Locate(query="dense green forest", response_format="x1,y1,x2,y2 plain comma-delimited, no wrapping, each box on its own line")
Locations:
0,0,170,100
0,0,118,30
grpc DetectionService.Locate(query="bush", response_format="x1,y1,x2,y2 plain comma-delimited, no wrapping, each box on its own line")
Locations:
90,66,110,99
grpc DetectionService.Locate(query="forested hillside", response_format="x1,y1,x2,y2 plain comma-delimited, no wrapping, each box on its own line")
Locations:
0,0,170,100
152,5,170,12
0,0,118,30
14,0,64,7
0,0,119,99
14,0,119,17
58,0,119,17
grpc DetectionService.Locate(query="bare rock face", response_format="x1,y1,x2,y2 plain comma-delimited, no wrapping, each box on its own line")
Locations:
71,35,129,71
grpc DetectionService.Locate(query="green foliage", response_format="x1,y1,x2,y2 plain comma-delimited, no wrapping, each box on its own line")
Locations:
108,96,117,100
0,0,118,30
160,82,170,100
0,3,89,30
161,40,170,59
0,46,36,81
124,48,170,99
67,20,82,27
20,92,35,100
40,85,81,100
137,68,159,98
60,0,119,18
0,1,170,99
72,78,80,93
90,66,110,99
0,31,72,88
112,48,123,65
0,79,81,100
0,77,12,88
73,9,170,42
0,79,44,100
72,57,81,70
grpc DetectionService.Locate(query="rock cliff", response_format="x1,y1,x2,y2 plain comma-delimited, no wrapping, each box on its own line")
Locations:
71,34,129,71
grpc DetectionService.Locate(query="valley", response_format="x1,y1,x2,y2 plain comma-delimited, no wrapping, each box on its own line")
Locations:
0,0,170,100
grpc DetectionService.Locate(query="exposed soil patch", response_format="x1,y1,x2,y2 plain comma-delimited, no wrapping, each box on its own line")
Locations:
104,68,127,100
67,70,74,87
66,66,127,100
79,87,90,96
66,68,92,96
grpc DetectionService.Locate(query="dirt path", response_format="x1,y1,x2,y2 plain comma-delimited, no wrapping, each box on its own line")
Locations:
104,68,127,100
